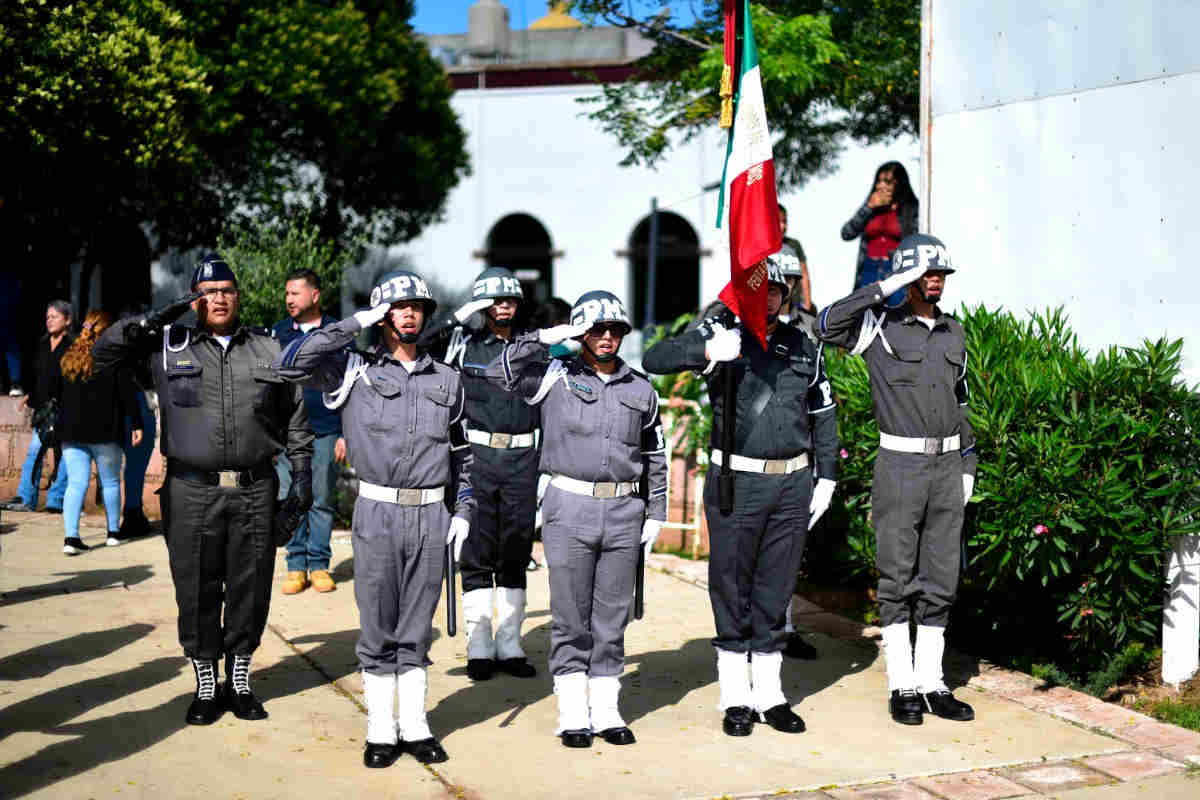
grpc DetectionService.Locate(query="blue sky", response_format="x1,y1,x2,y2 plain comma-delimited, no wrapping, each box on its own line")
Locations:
411,1,700,35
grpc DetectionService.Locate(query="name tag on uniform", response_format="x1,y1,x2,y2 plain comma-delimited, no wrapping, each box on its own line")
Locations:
774,343,790,358
568,380,593,394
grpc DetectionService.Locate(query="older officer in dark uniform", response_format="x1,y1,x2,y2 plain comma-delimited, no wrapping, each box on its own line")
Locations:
276,269,474,768
422,267,540,681
487,290,667,749
644,263,838,738
814,233,976,726
94,254,313,726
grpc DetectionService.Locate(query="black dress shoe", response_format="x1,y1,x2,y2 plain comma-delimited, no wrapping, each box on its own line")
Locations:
782,633,818,660
560,729,593,748
403,737,448,763
760,703,806,733
466,658,495,681
598,726,636,745
495,657,537,678
921,690,975,721
185,696,222,725
224,683,268,720
722,705,755,737
363,742,401,768
889,689,924,725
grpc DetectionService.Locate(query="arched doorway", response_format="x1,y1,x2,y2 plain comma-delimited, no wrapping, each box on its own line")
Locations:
483,214,554,327
628,211,701,330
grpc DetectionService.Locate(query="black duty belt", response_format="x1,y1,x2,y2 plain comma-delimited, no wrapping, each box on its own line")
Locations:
168,459,275,488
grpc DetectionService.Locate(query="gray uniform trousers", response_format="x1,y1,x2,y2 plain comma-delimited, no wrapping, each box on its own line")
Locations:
542,485,644,677
873,449,965,628
705,469,813,654
352,496,449,675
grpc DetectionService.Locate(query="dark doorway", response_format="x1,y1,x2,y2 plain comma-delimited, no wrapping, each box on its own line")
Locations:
628,211,701,330
483,214,554,328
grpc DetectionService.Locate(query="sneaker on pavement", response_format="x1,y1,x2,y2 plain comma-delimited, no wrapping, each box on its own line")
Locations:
3,501,36,512
8,385,24,397
63,538,91,555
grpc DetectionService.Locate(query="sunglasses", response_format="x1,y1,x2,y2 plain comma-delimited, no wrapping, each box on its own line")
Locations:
587,322,627,337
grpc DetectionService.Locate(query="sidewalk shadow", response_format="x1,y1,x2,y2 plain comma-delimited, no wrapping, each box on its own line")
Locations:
0,655,188,798
0,623,155,681
0,565,155,607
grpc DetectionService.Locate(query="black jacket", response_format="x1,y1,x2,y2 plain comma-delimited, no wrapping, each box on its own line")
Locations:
54,365,143,445
26,332,73,412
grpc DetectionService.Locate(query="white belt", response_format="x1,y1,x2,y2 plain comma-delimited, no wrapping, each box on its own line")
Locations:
879,432,961,455
550,474,638,499
710,449,809,475
358,481,445,506
467,428,539,449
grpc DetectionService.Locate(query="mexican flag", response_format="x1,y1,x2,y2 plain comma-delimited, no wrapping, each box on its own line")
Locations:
715,0,782,350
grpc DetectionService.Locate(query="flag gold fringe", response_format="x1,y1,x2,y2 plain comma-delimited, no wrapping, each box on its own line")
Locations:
719,63,733,128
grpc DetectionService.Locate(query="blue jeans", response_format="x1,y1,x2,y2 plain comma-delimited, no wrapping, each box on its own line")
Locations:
62,442,123,539
856,256,907,308
17,429,69,509
123,392,156,510
276,432,337,571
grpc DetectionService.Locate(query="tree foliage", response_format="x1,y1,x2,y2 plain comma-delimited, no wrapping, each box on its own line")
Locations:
573,0,920,187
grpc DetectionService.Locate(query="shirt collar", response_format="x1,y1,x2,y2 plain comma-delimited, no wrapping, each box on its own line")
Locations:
899,304,950,328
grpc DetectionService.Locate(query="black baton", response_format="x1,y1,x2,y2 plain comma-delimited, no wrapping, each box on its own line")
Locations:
634,547,645,620
719,364,736,513
445,542,457,637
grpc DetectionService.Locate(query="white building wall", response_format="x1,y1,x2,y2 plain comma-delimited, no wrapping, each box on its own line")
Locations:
929,1,1200,383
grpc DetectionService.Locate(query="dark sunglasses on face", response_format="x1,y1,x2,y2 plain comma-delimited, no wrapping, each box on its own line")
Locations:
587,322,626,338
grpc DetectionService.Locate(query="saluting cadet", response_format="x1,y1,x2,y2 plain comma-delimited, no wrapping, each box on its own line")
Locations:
422,267,541,681
813,233,977,726
275,270,475,768
94,254,314,726
487,290,667,749
643,262,838,738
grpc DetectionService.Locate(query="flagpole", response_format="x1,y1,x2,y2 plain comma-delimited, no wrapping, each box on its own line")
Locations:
718,0,741,516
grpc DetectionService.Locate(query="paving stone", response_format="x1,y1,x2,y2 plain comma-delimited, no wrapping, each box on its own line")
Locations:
826,783,940,800
1001,761,1114,794
910,770,1033,800
1119,720,1200,749
1157,743,1200,766
1082,751,1187,781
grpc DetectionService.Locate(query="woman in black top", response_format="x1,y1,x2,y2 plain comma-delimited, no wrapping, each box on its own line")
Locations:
53,310,143,554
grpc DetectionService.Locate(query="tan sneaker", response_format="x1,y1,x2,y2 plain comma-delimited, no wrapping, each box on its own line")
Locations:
281,571,309,595
310,570,336,593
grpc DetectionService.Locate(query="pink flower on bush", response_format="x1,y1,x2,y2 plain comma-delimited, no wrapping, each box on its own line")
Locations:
1033,524,1049,536
1080,608,1094,617
840,448,849,459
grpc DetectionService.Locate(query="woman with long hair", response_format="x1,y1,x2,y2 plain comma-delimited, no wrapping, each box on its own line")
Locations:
841,161,919,307
53,310,144,554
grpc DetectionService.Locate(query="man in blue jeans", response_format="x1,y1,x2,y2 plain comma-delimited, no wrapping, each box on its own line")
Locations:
273,269,344,594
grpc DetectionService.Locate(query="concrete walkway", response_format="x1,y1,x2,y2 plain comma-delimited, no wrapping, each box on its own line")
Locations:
1,510,1198,800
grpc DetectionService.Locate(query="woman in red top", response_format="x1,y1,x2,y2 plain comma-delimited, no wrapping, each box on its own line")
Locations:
841,161,919,307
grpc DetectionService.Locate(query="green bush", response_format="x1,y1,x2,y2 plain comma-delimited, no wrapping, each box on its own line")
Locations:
217,217,363,328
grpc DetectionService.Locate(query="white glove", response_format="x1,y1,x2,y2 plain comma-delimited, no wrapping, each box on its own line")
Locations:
808,478,836,530
704,323,741,362
962,474,974,506
878,263,927,297
640,519,663,559
454,298,494,323
446,516,470,561
536,473,551,505
353,303,390,329
538,323,589,345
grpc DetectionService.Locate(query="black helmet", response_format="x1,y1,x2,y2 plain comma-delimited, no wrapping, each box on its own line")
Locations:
472,267,523,302
570,290,632,336
368,269,438,317
765,259,791,298
767,246,804,278
891,233,956,275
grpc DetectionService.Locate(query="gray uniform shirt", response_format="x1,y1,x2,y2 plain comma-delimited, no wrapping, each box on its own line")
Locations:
273,317,475,520
486,331,668,522
814,283,977,476
95,318,313,471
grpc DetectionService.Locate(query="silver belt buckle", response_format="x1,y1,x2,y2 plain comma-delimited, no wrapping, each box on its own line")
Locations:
593,482,617,499
763,460,787,475
218,471,239,488
924,438,941,456
395,488,422,505
490,432,512,449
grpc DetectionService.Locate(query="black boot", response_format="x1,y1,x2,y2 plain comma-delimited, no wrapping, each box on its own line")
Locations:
782,632,818,660
466,658,495,681
889,689,924,725
224,653,268,720
402,737,448,763
760,703,806,733
363,742,401,768
495,657,537,678
559,729,593,748
921,689,975,721
109,507,151,545
722,705,755,737
186,659,222,725
598,726,636,745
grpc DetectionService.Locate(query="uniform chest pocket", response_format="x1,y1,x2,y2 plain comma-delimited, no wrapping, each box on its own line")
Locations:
782,356,815,397
616,392,650,443
885,349,925,386
166,364,203,407
563,381,598,433
423,387,454,439
252,367,285,414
